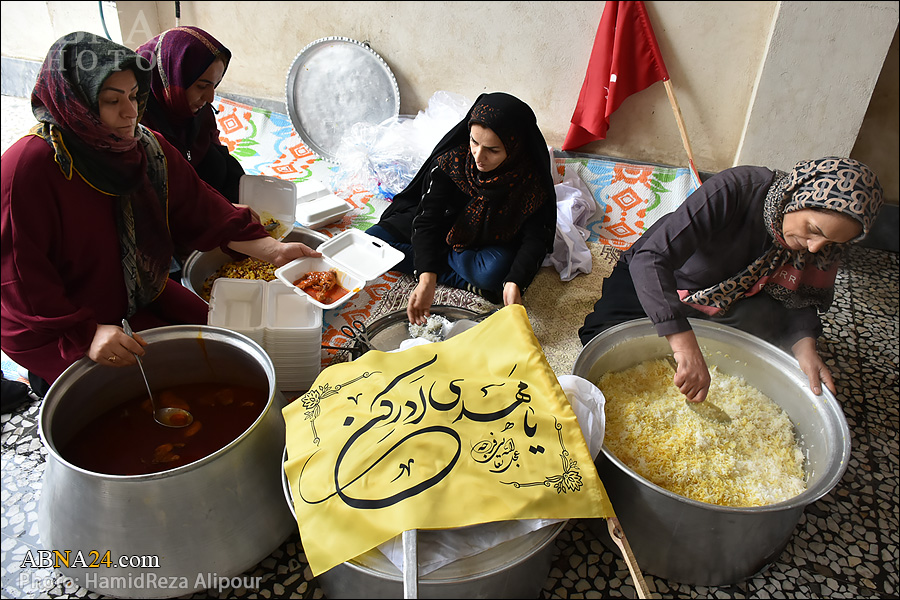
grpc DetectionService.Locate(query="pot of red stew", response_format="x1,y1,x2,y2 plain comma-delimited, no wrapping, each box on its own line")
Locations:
37,326,294,598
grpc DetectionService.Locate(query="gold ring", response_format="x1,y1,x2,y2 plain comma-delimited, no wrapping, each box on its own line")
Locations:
108,355,118,363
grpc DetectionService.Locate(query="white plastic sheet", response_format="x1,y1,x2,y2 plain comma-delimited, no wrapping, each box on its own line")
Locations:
331,91,471,198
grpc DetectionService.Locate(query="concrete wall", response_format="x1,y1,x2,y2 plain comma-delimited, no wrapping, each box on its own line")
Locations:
2,1,897,206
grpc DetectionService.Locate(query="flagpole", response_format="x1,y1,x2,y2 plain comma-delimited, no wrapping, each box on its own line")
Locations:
663,79,702,188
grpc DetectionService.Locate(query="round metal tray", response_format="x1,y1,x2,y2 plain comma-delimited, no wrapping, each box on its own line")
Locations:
285,37,400,163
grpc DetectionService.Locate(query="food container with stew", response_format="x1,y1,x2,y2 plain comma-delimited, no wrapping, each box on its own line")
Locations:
239,174,296,240
275,229,404,310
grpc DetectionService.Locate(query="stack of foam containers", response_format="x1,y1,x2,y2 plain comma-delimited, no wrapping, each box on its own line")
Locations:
207,278,266,346
263,280,322,390
207,278,322,391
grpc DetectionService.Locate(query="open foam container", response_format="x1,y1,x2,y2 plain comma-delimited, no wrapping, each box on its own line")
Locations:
274,229,405,310
239,175,296,240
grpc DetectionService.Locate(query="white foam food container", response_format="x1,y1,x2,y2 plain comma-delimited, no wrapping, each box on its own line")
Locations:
274,229,405,310
207,278,266,339
296,193,352,229
239,174,296,240
265,280,322,330
294,178,331,204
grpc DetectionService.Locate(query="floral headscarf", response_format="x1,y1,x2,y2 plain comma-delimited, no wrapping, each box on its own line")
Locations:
682,157,884,314
31,32,172,316
32,31,151,195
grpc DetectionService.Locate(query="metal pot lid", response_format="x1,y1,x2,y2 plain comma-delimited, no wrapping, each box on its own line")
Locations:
285,37,400,163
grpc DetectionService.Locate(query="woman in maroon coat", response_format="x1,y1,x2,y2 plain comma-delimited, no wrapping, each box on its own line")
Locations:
136,26,245,204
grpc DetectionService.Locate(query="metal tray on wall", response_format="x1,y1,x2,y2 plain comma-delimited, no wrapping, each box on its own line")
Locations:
285,37,400,163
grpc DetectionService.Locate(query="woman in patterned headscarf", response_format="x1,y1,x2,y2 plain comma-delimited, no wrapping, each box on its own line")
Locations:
0,32,319,395
137,26,244,203
368,92,557,324
579,157,884,401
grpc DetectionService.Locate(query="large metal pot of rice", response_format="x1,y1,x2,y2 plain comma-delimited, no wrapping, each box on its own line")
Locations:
572,319,851,586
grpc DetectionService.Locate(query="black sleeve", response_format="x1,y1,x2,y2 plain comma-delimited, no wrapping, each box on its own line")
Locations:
504,198,556,293
410,167,463,275
194,144,245,204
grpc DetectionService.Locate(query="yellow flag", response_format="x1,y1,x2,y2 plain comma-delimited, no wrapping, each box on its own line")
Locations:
283,304,614,576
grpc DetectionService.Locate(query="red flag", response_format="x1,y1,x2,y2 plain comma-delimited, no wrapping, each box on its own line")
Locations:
562,1,669,151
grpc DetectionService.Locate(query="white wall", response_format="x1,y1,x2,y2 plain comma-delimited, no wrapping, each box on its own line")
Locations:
2,1,897,200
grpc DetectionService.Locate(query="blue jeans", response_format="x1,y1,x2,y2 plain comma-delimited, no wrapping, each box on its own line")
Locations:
367,225,514,293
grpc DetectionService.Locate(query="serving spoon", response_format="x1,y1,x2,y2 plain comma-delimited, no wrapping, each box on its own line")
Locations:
121,319,194,428
666,356,732,425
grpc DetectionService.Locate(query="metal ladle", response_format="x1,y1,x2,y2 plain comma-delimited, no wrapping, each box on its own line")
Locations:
121,319,193,428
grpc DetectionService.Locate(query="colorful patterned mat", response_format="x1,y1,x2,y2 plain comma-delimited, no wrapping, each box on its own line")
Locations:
0,97,696,386
554,156,697,249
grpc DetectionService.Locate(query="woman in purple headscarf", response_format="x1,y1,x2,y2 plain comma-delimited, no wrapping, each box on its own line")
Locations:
137,26,244,203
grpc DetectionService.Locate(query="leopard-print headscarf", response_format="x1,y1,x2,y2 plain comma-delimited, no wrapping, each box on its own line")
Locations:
682,157,883,314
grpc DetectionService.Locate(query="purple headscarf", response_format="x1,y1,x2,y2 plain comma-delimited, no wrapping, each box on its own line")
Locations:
137,26,232,121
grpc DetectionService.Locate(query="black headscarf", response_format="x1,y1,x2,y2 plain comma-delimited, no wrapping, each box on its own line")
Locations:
391,92,555,250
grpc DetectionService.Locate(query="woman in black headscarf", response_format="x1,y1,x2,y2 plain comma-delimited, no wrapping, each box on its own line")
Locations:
579,157,884,402
367,92,556,324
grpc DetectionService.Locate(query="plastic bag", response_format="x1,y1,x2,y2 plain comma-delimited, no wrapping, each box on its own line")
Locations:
331,91,471,199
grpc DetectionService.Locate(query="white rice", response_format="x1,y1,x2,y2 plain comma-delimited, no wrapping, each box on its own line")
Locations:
598,358,806,507
408,315,451,343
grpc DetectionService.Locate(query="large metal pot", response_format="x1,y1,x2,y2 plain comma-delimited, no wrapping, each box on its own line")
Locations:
573,319,851,586
181,227,329,299
38,326,295,598
281,450,566,598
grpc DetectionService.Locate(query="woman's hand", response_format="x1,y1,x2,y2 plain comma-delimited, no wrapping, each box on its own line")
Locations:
228,237,322,268
792,336,836,395
408,273,437,325
88,324,147,368
665,330,711,403
502,281,522,306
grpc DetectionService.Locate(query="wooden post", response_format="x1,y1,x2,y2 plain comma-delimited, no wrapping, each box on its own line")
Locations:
663,79,702,189
607,517,652,599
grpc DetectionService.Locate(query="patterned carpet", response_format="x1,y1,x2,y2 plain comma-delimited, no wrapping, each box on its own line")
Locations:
208,96,696,383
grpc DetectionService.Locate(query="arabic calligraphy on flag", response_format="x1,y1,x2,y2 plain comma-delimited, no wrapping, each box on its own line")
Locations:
283,305,613,575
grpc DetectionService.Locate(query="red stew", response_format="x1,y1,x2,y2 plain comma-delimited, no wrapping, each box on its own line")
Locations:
61,382,267,476
292,270,350,304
